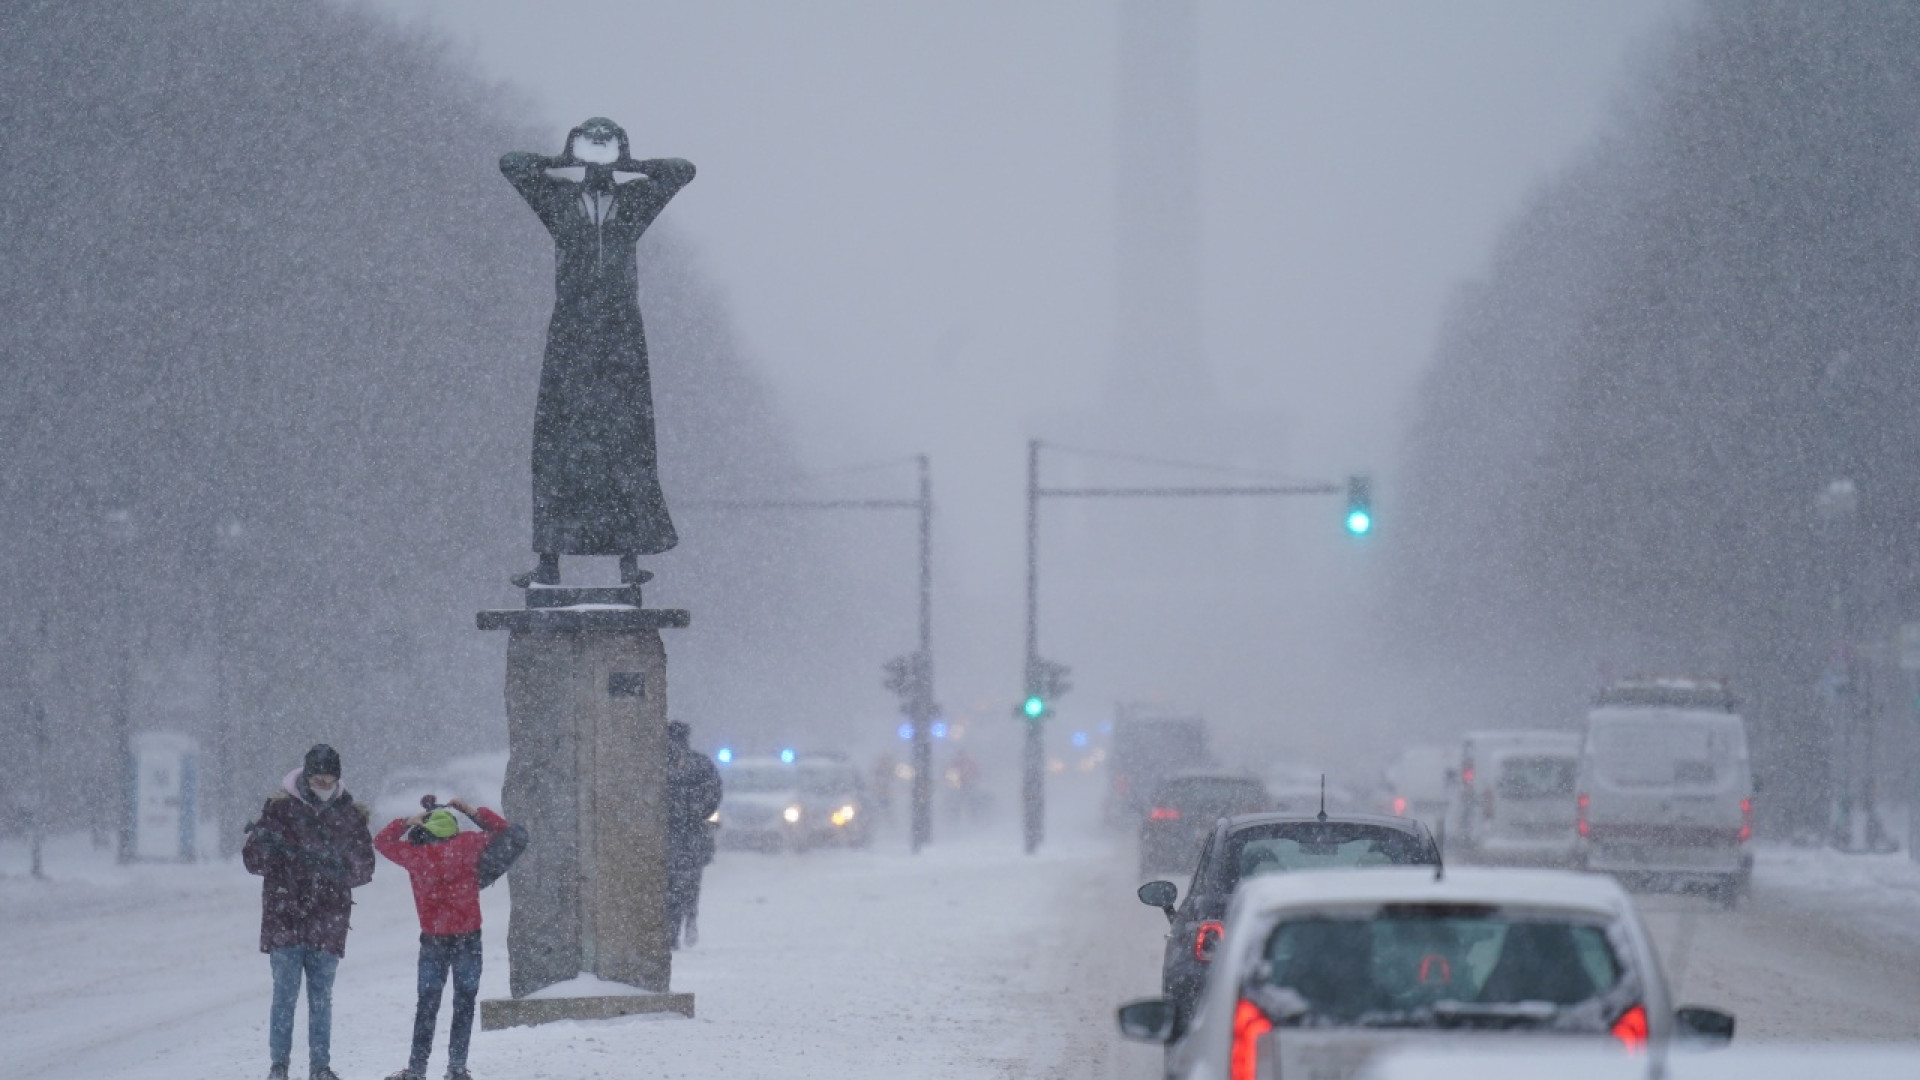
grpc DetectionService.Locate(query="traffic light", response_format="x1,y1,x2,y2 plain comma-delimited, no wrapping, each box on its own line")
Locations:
1344,474,1373,536
1020,657,1072,723
1023,695,1046,719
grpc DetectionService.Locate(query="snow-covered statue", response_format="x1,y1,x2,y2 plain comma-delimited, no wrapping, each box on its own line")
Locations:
500,117,695,588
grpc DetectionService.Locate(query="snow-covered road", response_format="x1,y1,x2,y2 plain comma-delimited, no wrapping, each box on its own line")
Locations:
2,775,1916,1080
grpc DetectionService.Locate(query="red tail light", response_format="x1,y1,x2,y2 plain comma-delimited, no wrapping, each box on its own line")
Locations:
1576,793,1590,838
1148,806,1181,821
1193,920,1224,963
1461,766,1475,787
1739,797,1753,843
1392,796,1407,815
1231,998,1273,1080
1611,1003,1648,1050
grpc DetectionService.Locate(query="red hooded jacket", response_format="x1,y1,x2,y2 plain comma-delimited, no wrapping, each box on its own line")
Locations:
374,806,509,936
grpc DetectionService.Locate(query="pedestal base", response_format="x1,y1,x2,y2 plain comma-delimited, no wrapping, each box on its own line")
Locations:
480,992,695,1030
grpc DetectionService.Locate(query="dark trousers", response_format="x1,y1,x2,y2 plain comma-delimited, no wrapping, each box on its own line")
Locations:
411,931,482,1074
666,863,703,943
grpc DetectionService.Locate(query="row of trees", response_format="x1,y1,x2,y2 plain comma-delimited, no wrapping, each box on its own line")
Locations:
1392,0,1920,829
0,0,870,851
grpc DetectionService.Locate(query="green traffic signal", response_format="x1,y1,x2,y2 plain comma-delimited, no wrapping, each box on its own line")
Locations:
1344,474,1373,536
1023,695,1045,719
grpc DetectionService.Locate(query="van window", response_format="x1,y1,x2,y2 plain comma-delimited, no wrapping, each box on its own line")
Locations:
1497,756,1576,799
1587,718,1740,788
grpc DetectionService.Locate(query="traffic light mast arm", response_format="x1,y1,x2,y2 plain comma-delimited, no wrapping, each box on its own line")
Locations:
1036,483,1341,499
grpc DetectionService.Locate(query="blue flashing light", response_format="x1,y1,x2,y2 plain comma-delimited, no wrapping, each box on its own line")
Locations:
779,747,796,764
931,721,949,739
716,746,733,764
1071,730,1089,748
897,722,914,741
1345,509,1372,536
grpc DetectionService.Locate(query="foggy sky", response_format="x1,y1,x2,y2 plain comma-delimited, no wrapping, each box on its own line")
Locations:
351,0,1686,768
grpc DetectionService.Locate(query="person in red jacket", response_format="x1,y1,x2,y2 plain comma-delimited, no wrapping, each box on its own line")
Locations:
374,796,508,1080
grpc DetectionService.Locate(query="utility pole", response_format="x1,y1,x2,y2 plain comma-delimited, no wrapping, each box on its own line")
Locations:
689,457,939,851
1017,439,1361,854
911,454,934,853
1022,440,1044,855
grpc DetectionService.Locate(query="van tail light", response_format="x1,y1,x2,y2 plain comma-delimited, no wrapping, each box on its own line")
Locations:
1193,920,1225,963
1148,806,1181,821
1739,797,1753,843
1576,793,1590,838
1611,1003,1648,1050
1231,998,1274,1080
1392,796,1407,815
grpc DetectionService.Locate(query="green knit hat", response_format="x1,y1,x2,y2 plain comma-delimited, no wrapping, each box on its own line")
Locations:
422,809,459,839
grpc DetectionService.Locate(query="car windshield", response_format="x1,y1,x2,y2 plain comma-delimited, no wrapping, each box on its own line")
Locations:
1252,907,1625,1029
1224,822,1431,887
723,766,797,794
1496,756,1576,799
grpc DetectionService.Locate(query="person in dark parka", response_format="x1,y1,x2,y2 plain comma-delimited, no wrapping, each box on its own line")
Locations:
242,743,377,1080
664,721,722,948
500,116,695,589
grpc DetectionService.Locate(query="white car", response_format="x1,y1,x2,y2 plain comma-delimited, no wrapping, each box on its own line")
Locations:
1577,678,1754,906
1118,867,1733,1080
1450,731,1582,867
715,756,805,852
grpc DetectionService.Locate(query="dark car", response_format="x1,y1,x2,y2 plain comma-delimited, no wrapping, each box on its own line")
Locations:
1135,812,1442,1034
1137,771,1271,877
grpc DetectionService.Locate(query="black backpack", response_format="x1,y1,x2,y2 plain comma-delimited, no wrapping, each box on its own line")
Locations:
476,822,529,889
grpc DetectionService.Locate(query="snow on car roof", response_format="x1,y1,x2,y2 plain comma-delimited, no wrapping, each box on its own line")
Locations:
1227,866,1631,922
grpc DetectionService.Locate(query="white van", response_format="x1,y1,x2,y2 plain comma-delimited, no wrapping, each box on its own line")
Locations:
1448,730,1582,866
1575,678,1753,906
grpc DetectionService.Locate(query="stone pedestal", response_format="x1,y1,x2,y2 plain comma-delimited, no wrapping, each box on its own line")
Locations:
475,600,693,1028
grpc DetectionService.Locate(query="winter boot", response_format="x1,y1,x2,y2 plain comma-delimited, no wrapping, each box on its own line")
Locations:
384,1070,424,1080
311,1068,344,1080
266,1066,288,1080
447,1069,475,1080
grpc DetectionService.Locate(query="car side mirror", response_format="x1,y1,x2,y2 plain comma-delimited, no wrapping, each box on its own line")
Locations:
1137,880,1178,923
1116,998,1175,1043
1674,1006,1735,1045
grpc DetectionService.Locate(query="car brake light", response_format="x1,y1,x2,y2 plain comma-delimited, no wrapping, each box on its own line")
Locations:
1193,920,1224,963
1231,998,1273,1080
1611,1003,1648,1050
1576,792,1590,838
1739,797,1752,843
1392,796,1407,815
1149,806,1181,821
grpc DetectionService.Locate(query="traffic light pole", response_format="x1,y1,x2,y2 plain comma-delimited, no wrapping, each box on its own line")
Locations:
688,457,937,852
1019,439,1359,854
1022,440,1043,854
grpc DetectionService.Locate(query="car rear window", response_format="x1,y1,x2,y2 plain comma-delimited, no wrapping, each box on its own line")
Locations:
1496,756,1576,799
1253,908,1625,1026
1158,777,1266,811
1223,822,1431,887
1588,718,1742,788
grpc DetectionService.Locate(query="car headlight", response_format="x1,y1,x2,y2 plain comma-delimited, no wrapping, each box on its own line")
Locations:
830,804,857,826
782,805,801,824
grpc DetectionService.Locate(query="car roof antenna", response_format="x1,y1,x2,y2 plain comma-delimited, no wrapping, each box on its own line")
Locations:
1316,775,1328,822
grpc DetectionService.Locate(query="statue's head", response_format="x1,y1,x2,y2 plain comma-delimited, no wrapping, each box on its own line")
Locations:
565,117,629,164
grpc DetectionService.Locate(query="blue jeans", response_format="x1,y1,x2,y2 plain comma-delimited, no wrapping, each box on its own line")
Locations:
411,932,484,1073
268,946,340,1070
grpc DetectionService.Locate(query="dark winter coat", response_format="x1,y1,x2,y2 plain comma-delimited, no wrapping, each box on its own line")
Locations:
242,772,376,956
500,151,695,557
666,744,722,871
373,806,509,937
